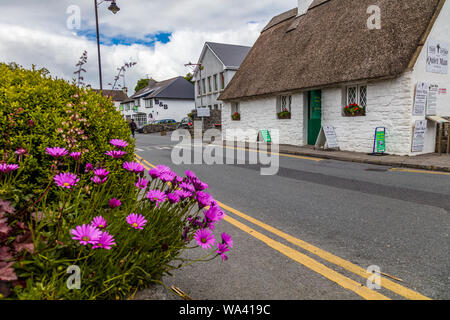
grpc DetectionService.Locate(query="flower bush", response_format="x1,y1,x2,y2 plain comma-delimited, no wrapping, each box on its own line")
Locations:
0,140,232,299
277,109,291,119
343,103,365,116
231,112,240,121
0,62,134,208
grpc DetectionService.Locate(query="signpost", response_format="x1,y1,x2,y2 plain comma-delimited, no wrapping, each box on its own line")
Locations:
315,125,339,150
372,127,386,155
412,120,428,153
260,130,272,143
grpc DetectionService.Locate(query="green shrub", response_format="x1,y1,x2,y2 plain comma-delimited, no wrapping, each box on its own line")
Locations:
0,63,134,208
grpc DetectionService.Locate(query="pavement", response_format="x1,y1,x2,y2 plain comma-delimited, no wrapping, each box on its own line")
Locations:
221,140,450,173
133,133,450,300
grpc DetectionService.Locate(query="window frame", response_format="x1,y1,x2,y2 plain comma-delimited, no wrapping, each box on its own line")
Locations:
346,85,367,108
220,73,225,90
213,74,218,92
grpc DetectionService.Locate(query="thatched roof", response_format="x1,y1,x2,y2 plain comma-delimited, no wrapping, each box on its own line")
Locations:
220,0,444,101
93,89,128,102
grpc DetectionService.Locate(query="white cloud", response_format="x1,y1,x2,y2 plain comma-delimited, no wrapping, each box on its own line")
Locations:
0,0,297,94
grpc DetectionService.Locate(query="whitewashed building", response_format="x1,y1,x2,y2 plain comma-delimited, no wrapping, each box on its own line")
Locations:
219,0,450,156
120,77,195,127
193,42,251,111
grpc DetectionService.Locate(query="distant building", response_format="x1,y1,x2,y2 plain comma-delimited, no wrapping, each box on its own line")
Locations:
219,0,450,156
93,88,129,110
193,42,251,112
119,77,195,127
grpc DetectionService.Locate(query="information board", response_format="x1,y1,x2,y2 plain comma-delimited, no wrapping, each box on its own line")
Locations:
260,130,272,143
412,120,428,153
413,82,429,116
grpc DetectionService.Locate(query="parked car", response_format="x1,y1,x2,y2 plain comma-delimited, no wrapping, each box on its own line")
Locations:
156,119,176,124
177,117,193,129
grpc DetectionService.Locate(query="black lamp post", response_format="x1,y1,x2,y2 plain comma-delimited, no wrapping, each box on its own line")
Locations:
94,0,120,91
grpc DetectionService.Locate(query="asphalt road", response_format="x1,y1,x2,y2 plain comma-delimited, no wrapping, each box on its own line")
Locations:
134,133,450,300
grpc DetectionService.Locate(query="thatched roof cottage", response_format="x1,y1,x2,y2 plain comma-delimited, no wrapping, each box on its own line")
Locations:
219,0,449,155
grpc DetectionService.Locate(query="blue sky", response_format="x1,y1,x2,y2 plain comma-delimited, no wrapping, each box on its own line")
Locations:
77,30,173,46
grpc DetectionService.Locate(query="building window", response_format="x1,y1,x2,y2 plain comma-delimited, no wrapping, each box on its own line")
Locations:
220,73,225,90
344,85,367,116
214,104,218,110
207,77,212,93
197,81,201,97
126,103,130,111
202,79,206,95
231,102,240,121
213,75,218,92
277,95,292,119
145,99,153,108
135,99,141,107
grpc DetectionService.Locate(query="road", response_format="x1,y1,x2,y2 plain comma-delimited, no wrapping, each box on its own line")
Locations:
134,133,449,300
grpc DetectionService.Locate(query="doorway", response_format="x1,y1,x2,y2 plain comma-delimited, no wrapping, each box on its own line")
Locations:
307,90,322,145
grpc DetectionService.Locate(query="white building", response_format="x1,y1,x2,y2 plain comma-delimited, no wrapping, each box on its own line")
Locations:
193,42,251,111
219,0,450,156
120,77,195,127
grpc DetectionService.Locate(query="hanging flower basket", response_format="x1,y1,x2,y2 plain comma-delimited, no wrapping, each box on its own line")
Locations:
277,110,291,119
343,104,366,117
231,112,240,121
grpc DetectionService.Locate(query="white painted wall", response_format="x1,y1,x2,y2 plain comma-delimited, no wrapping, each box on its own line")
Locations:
410,0,450,154
139,99,194,122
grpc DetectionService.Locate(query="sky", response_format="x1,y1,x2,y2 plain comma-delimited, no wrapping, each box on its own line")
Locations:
0,0,296,95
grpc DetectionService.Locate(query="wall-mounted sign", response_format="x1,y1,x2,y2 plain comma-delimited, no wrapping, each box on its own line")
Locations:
412,120,428,153
439,88,447,95
197,107,210,117
426,84,438,116
163,104,168,110
427,40,448,74
413,82,429,116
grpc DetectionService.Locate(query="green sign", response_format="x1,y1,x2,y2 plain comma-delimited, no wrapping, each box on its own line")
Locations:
260,130,272,143
375,129,386,153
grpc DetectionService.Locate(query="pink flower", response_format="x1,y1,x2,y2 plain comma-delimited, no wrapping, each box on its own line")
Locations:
54,172,79,189
126,213,147,230
46,147,68,158
216,243,230,261
109,198,122,209
91,175,108,185
174,189,192,200
194,229,216,250
146,190,167,207
196,192,214,209
204,204,226,223
179,182,195,193
93,168,109,179
70,152,82,160
15,148,28,156
149,165,171,179
0,164,20,173
92,231,116,250
123,161,145,173
135,178,149,190
71,224,101,246
91,216,107,229
85,163,94,172
167,193,181,204
105,150,127,159
221,233,233,249
110,139,129,149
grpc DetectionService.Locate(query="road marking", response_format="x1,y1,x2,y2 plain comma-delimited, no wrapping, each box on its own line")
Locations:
390,168,450,176
134,154,431,300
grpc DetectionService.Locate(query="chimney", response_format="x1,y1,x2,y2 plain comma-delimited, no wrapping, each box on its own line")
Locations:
297,0,314,17
122,87,128,95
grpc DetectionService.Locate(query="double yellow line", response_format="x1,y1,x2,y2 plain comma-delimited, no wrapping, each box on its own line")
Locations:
134,154,430,300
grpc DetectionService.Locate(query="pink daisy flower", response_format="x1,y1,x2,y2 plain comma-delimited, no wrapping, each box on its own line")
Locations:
196,192,214,209
216,243,230,261
167,193,181,204
93,168,109,179
148,165,171,179
135,178,149,190
54,172,79,189
85,163,94,172
174,189,192,200
92,231,116,250
109,198,122,209
70,152,82,160
71,224,101,246
46,147,68,158
194,229,216,250
91,175,108,185
0,164,20,173
126,213,147,230
221,233,233,249
105,150,127,159
146,190,167,207
91,216,107,229
179,182,195,193
123,161,145,173
110,139,129,149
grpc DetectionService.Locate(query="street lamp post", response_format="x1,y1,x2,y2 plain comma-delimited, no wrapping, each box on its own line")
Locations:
94,0,120,91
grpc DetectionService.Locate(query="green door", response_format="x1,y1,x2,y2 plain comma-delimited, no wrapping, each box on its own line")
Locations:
308,90,322,145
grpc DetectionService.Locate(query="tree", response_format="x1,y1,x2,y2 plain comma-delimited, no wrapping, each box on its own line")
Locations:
184,73,194,84
134,78,150,92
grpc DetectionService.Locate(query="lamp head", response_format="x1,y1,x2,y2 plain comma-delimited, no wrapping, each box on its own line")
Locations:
108,1,120,14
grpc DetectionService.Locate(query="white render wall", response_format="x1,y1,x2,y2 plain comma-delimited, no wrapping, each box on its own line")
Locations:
222,73,418,155
138,99,194,122
222,94,306,146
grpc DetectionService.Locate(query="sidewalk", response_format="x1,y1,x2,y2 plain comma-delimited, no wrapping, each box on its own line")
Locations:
221,141,450,173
